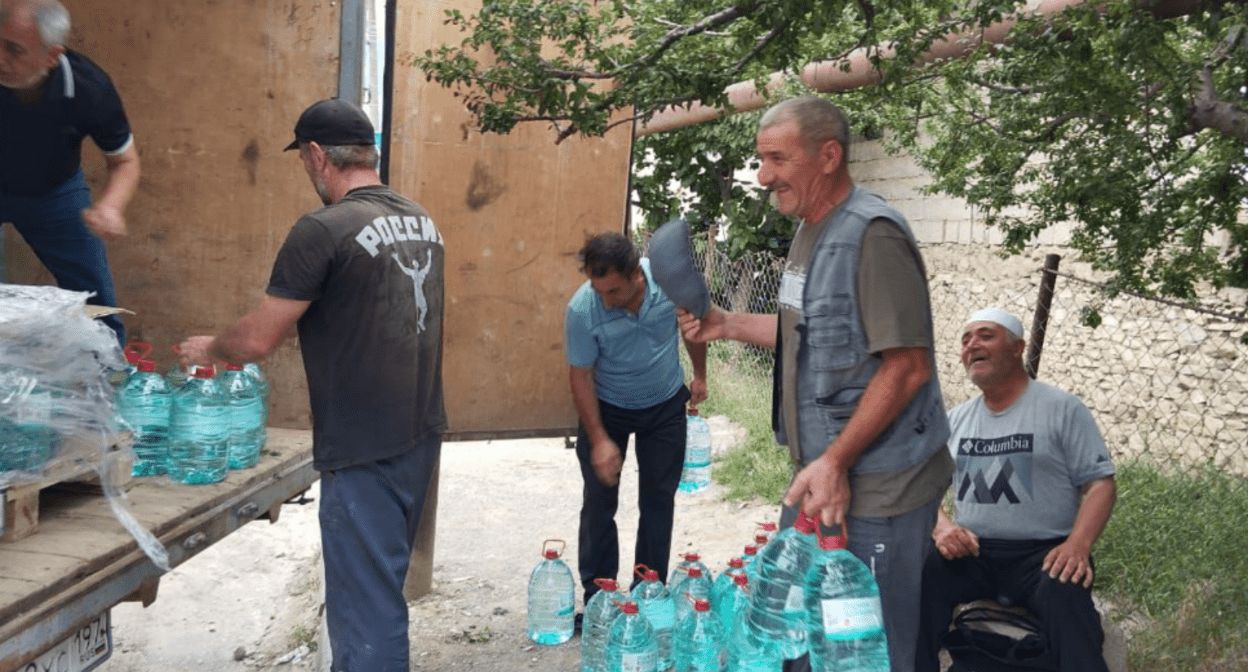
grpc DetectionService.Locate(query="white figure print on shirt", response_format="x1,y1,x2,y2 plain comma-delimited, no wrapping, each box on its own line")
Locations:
395,249,434,332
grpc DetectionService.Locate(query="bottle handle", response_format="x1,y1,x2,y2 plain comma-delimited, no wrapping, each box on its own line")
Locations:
541,538,566,558
814,521,850,547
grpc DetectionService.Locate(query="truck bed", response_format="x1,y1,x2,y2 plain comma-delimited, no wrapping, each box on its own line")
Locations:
0,427,317,672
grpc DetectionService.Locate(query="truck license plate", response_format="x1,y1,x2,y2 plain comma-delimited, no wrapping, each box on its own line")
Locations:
25,610,111,672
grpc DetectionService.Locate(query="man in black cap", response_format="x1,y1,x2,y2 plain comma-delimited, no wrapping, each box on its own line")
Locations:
179,98,446,672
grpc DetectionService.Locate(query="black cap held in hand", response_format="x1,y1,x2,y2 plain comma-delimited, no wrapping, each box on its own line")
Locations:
284,98,375,151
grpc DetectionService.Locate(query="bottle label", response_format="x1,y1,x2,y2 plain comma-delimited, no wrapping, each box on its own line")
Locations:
620,650,657,672
820,597,884,640
784,584,805,612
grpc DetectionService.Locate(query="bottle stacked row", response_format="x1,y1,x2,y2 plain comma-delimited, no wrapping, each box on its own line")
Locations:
530,516,888,672
115,349,270,485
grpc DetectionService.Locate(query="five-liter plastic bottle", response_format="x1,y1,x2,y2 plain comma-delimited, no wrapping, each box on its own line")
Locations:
117,359,173,476
527,539,576,645
0,366,58,473
242,362,270,449
723,573,782,672
740,544,761,580
670,551,712,594
168,365,230,484
673,566,714,627
712,558,746,607
222,364,265,470
631,565,676,671
674,598,727,672
804,532,889,672
582,577,628,672
747,511,820,660
679,409,712,493
606,600,659,672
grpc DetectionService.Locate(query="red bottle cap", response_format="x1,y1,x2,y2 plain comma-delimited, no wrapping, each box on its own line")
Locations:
225,364,244,371
136,360,156,373
192,366,215,379
617,601,639,615
687,567,703,578
727,557,744,569
594,578,619,592
794,512,819,534
693,599,711,612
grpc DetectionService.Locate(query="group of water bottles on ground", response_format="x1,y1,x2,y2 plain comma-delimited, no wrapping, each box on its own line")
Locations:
527,412,890,672
113,341,269,485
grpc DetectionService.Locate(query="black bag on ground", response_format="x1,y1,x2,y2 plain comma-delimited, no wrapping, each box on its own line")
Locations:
942,603,1058,672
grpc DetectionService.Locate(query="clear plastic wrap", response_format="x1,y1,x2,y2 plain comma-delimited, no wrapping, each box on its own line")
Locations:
0,284,169,570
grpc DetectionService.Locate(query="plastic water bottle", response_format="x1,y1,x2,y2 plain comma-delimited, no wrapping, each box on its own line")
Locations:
221,364,265,470
527,539,575,645
679,409,712,493
714,573,780,672
712,558,746,606
670,551,712,594
117,359,173,477
673,566,714,627
674,598,726,672
631,565,676,671
168,365,229,485
242,362,270,448
583,578,628,672
606,601,659,672
0,368,58,473
805,532,889,672
741,544,761,581
756,522,779,546
747,511,819,660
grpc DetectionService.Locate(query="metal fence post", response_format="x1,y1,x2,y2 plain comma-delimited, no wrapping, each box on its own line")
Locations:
1026,254,1061,379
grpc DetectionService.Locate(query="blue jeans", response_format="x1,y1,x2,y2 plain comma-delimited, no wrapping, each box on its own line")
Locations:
319,437,442,672
781,495,940,672
576,385,690,604
0,170,124,344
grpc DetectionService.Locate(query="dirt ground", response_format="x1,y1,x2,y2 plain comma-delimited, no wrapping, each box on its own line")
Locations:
97,415,778,671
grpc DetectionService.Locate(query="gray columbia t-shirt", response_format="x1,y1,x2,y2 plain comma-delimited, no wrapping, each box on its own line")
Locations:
948,379,1116,540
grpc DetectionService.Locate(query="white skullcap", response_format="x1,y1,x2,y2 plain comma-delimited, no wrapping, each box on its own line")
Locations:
966,308,1024,339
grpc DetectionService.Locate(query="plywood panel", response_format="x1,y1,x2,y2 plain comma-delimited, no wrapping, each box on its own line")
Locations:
3,1,342,429
391,1,633,436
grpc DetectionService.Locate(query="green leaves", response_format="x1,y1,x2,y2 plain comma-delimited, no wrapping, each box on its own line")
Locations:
417,0,1248,301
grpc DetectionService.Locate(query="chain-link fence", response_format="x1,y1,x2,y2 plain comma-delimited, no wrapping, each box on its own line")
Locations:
662,238,1248,482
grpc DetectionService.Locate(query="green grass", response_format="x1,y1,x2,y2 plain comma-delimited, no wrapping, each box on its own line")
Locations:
698,355,1248,671
1096,462,1248,671
697,354,791,504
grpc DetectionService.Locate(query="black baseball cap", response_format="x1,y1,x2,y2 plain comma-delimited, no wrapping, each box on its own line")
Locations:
283,98,375,151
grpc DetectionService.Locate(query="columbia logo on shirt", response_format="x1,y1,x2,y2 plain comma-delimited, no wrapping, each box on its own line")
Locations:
955,434,1035,505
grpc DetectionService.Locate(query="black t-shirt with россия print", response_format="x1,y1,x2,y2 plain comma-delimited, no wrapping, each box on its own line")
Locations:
266,185,447,471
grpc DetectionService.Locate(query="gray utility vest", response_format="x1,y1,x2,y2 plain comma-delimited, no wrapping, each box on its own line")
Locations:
776,186,951,474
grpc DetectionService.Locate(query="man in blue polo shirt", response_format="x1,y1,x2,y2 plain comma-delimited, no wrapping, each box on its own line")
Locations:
565,232,708,609
1,0,140,343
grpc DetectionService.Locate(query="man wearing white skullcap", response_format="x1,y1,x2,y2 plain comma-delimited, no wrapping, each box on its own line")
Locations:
916,308,1118,672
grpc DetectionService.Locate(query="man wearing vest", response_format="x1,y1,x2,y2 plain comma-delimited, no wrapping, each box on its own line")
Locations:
679,95,952,672
0,0,140,344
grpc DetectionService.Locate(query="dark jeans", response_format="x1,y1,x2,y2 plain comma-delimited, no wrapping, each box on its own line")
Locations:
916,537,1108,672
319,437,442,672
576,385,690,605
0,170,124,344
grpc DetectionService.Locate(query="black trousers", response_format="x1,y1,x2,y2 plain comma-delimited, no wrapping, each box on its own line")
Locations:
576,386,689,605
916,537,1109,672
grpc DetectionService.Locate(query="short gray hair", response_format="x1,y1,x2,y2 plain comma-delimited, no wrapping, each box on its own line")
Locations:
1,0,72,48
321,144,379,170
759,95,851,162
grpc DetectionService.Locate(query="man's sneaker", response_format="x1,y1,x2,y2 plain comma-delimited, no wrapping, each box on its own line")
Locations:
573,612,584,634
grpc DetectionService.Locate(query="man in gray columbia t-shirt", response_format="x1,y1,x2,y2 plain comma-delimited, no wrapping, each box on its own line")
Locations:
916,308,1117,672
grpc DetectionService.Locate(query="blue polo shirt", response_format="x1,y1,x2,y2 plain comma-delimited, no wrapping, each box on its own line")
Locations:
565,258,686,409
0,51,133,197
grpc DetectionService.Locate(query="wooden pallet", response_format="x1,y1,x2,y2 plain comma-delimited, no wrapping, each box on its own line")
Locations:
1,434,131,542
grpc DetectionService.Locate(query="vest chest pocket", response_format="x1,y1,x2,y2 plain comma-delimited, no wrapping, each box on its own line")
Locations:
803,295,859,371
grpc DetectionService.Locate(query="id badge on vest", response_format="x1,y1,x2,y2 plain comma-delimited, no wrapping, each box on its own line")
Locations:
779,269,805,314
